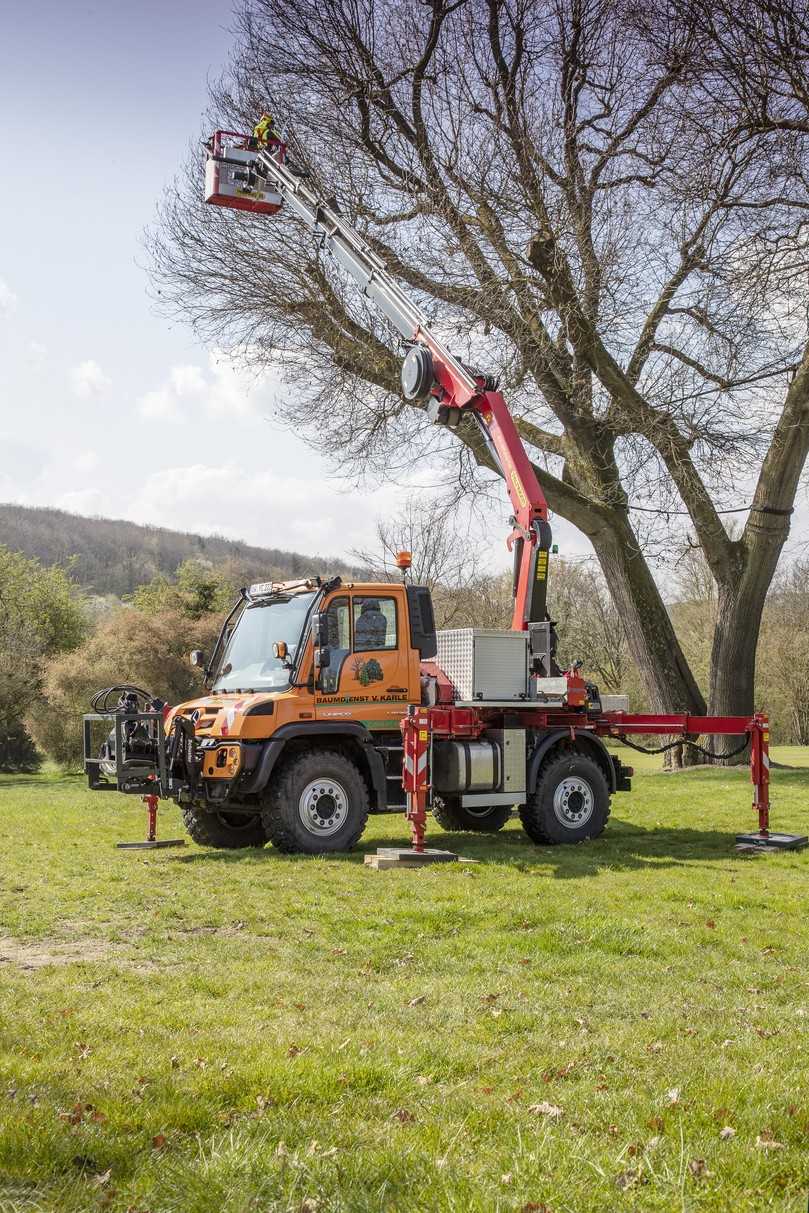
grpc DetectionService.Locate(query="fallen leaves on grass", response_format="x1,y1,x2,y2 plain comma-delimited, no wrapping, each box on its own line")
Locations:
615,1166,645,1191
287,1045,303,1058
520,1204,551,1212
719,1126,736,1140
756,1131,784,1149
664,1087,682,1106
688,1158,711,1179
646,1116,665,1132
408,994,426,1007
543,1061,575,1082
391,1108,415,1123
527,1101,563,1119
151,1134,167,1150
91,1168,112,1188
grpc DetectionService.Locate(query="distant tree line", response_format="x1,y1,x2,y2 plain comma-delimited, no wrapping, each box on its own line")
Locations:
3,508,809,773
0,504,359,598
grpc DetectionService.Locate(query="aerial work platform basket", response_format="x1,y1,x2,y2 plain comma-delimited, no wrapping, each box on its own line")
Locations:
204,130,284,216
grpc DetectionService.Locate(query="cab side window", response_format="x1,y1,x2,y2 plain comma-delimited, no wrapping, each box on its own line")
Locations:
319,596,350,693
353,597,397,652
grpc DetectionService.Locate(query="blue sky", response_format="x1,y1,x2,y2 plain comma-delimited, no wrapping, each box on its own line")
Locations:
0,0,588,568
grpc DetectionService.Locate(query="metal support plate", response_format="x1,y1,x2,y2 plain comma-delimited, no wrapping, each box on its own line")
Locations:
735,832,807,851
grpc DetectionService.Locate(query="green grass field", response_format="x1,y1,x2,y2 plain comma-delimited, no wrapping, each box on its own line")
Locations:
1,751,808,1212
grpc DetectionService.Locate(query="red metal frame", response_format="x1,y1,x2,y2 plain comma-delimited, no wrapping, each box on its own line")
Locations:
402,706,771,850
210,130,287,159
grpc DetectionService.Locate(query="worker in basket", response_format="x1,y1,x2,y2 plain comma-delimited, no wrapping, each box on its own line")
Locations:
252,112,278,147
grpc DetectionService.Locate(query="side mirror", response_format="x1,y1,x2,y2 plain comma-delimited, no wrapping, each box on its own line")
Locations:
190,649,205,669
273,640,288,661
314,645,331,670
311,612,330,647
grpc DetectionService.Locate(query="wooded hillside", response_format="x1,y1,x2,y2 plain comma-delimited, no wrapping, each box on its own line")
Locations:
0,504,357,596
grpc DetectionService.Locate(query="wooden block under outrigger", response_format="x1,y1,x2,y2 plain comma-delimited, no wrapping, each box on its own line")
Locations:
365,847,461,870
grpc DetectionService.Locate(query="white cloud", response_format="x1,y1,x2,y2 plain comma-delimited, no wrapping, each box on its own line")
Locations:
0,278,17,316
70,359,111,399
170,364,207,397
56,487,107,516
136,352,280,423
138,386,182,420
75,450,99,473
26,340,47,363
125,462,405,556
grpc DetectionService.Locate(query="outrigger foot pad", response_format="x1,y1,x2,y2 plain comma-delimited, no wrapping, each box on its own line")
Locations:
116,839,186,850
365,847,460,869
736,831,808,851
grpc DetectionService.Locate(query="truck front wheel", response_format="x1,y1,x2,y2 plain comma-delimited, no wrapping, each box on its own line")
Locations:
519,750,610,845
262,750,370,854
182,806,267,849
431,797,512,833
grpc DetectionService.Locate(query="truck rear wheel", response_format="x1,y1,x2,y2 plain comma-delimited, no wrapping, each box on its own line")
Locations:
261,750,370,854
431,797,512,833
182,806,267,849
519,750,610,845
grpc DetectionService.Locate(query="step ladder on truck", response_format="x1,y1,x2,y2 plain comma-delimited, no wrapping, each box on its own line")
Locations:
81,122,805,859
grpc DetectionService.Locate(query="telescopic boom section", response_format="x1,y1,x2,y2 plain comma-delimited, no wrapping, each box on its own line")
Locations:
225,138,553,631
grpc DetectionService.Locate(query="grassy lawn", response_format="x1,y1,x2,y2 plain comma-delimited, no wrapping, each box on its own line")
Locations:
1,751,808,1212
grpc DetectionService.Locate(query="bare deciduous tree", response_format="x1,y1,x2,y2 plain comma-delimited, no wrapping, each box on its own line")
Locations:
148,0,809,753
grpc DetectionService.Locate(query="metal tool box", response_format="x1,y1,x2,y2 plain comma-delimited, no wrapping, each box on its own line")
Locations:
436,629,528,701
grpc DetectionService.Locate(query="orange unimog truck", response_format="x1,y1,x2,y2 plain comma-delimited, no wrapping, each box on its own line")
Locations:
85,574,467,854
81,124,786,857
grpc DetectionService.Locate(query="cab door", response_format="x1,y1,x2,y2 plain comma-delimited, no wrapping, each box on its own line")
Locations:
314,591,411,726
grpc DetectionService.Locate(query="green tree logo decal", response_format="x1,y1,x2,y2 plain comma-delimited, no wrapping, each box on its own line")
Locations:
352,657,384,687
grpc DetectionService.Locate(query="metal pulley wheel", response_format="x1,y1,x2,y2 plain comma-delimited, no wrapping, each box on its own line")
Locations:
401,346,435,401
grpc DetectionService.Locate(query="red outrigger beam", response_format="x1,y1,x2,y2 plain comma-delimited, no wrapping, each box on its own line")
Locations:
402,707,806,854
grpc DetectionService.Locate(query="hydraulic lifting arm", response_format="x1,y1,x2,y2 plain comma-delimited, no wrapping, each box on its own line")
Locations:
230,140,554,634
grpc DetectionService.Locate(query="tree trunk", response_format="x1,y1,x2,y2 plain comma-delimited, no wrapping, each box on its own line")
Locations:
708,542,783,761
587,511,706,714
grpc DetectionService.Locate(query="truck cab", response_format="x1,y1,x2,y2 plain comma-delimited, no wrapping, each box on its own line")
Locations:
91,575,437,853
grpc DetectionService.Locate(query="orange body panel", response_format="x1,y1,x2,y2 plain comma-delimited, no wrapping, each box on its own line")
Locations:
164,583,422,778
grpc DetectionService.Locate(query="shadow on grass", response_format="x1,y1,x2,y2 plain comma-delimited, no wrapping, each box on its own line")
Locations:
164,766,809,876
166,816,757,879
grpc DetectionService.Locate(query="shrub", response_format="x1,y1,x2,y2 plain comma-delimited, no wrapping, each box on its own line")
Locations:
30,608,221,769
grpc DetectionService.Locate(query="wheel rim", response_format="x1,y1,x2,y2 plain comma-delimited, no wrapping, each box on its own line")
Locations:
464,805,501,818
298,777,349,836
552,776,594,827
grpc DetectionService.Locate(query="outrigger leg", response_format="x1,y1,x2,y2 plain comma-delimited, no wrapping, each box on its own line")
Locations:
365,706,459,869
116,792,186,851
736,714,807,851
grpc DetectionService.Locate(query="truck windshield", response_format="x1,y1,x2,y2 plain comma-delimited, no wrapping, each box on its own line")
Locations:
212,592,316,692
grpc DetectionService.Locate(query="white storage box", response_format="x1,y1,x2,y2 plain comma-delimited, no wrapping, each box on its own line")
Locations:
436,629,528,701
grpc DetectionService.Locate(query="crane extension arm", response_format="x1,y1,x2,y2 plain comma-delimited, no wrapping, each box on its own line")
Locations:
228,136,554,636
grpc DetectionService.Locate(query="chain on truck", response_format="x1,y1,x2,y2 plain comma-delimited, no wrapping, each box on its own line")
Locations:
83,121,801,857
